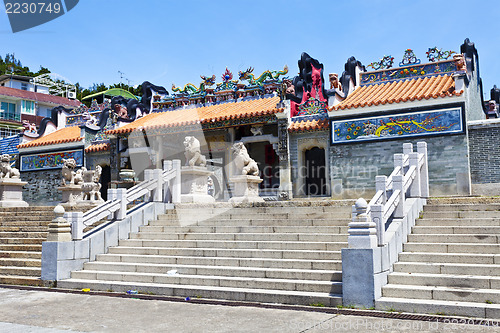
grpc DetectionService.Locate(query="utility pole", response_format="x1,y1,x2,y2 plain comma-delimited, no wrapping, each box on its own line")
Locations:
118,71,125,89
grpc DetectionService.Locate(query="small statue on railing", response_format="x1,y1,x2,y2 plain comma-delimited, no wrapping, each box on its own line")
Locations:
232,142,259,176
61,158,84,186
0,154,20,179
183,136,207,167
81,165,103,202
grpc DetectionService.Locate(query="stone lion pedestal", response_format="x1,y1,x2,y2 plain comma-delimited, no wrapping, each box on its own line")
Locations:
181,166,215,203
0,178,29,207
58,184,83,208
229,175,264,203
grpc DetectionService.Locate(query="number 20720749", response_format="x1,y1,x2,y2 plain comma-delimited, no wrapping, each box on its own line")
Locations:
5,2,61,14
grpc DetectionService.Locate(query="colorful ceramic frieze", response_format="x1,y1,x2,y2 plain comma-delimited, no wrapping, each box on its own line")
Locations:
296,97,327,117
360,60,458,85
20,150,84,171
331,107,463,144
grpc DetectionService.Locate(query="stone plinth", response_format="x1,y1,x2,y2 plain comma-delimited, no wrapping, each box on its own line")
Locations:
58,185,82,208
0,178,28,207
229,175,264,203
46,205,72,242
181,166,215,203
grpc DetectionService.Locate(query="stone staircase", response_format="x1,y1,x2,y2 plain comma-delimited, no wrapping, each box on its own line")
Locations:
0,207,53,286
376,198,500,318
58,202,352,306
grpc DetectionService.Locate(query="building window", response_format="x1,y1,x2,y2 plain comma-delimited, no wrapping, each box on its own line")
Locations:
0,102,20,121
21,100,35,115
21,83,28,91
0,127,20,138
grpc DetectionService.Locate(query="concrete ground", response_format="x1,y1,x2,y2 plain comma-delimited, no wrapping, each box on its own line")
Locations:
0,288,498,332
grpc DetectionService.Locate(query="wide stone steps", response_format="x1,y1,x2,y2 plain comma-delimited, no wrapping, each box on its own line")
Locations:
139,225,349,234
411,226,500,234
394,262,500,276
404,242,500,254
108,246,342,260
57,279,343,306
118,239,347,251
102,252,342,270
82,261,341,281
150,218,348,227
0,207,53,286
377,199,500,318
58,202,352,306
130,232,348,242
417,218,500,226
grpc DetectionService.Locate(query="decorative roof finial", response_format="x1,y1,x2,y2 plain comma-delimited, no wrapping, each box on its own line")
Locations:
426,47,456,62
367,55,394,70
399,49,420,67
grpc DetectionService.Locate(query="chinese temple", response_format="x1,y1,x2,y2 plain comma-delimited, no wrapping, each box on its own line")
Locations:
15,38,500,204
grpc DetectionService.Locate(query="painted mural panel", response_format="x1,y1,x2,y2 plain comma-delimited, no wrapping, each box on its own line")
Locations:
21,150,84,172
331,107,463,144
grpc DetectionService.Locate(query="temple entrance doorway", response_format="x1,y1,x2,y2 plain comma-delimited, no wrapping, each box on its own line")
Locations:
99,165,111,201
304,147,327,196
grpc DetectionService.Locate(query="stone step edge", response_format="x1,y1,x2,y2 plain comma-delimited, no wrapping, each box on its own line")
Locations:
389,272,500,281
100,253,342,264
58,278,343,299
383,284,500,296
74,270,341,286
108,246,342,254
85,262,342,275
375,297,500,319
395,262,500,269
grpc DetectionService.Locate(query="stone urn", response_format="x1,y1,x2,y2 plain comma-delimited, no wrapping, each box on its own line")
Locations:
119,169,135,182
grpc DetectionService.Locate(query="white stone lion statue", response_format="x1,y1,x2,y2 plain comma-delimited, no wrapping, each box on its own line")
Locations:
232,142,259,176
61,158,84,186
81,165,102,201
0,154,20,179
183,136,206,167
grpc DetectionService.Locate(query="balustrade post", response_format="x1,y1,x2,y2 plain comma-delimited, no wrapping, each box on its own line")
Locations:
402,143,413,155
65,211,83,240
348,198,377,249
153,169,163,202
371,204,384,246
144,169,153,202
375,175,387,204
409,152,421,198
393,175,405,218
417,142,429,198
394,153,404,175
107,188,116,220
171,159,181,204
114,188,127,220
163,160,173,203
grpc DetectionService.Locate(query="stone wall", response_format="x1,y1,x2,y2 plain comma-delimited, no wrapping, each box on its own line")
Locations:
22,169,63,206
329,134,470,199
468,120,500,195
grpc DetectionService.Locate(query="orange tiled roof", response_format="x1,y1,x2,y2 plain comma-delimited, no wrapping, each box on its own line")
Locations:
17,126,82,149
107,96,282,134
85,143,110,153
335,74,463,110
289,118,329,133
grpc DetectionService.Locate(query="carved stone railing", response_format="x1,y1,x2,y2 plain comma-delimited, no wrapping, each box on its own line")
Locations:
349,142,428,248
343,142,429,308
66,160,181,240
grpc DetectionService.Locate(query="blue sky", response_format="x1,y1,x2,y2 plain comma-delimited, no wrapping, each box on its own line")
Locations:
1,0,499,99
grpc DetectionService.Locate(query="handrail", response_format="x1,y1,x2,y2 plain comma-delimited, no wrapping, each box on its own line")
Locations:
349,142,429,247
66,159,182,240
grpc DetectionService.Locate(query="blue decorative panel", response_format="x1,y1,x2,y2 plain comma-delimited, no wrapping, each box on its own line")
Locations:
360,60,458,85
0,135,20,155
21,150,83,172
331,107,463,144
